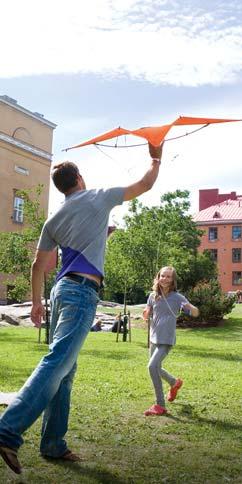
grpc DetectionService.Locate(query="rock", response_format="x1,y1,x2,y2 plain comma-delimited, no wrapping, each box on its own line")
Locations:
0,392,18,406
0,321,11,327
98,300,122,308
3,314,21,325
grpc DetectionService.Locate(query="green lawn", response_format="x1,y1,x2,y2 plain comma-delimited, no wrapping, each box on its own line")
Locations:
0,306,241,483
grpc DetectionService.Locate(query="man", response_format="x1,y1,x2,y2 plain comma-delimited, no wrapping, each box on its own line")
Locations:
0,142,163,474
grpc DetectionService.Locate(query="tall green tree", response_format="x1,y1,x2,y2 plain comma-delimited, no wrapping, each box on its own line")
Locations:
104,190,217,302
0,185,46,302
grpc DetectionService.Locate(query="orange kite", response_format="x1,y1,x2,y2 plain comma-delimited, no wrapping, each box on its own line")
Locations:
64,116,241,150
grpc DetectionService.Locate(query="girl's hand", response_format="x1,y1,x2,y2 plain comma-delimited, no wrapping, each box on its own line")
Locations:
181,302,191,316
143,306,151,320
181,302,199,317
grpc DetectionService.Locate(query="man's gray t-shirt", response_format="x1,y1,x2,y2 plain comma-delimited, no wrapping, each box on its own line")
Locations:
147,291,188,345
37,187,125,280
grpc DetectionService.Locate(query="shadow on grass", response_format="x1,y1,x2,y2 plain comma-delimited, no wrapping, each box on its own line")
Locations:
43,458,128,484
0,331,46,345
176,403,242,432
134,341,149,349
0,334,37,344
180,318,242,341
81,349,133,360
0,364,34,379
175,345,242,362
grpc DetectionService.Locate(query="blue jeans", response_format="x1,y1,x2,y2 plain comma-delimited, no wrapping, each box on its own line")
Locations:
0,277,99,456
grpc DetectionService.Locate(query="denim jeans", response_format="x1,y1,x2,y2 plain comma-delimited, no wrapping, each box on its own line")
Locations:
0,277,99,456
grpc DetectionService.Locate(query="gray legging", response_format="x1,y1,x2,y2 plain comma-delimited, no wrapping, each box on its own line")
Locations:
148,343,177,407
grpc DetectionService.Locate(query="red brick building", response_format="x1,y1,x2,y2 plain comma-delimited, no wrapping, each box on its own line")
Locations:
199,188,242,211
194,189,242,293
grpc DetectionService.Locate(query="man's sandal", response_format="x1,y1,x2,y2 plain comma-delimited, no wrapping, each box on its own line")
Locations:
43,449,81,462
59,450,81,462
0,445,22,474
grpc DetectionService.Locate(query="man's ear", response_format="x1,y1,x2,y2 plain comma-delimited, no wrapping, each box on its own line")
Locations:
77,174,85,188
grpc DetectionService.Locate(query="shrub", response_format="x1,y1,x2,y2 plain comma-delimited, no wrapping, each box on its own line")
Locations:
6,275,30,303
178,279,236,326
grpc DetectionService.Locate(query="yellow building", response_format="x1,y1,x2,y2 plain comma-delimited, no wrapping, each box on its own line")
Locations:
0,95,56,302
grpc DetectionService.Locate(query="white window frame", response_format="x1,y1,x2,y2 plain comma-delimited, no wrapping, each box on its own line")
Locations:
13,195,24,223
232,226,242,240
208,227,218,241
232,271,242,285
232,248,241,263
208,248,218,262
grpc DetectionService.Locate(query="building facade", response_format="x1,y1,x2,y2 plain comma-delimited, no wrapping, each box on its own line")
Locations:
0,95,56,302
194,190,242,293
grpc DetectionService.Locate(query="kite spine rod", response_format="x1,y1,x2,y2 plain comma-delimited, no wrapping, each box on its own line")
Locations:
93,124,210,148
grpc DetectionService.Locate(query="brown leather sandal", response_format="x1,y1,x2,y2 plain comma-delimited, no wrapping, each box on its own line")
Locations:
60,450,81,462
0,445,22,474
43,449,81,462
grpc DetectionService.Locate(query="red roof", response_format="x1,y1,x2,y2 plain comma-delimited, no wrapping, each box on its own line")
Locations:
194,199,242,223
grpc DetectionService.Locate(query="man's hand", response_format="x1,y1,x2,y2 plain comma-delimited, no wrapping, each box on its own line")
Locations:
31,249,54,327
31,303,45,328
148,142,164,161
123,142,164,201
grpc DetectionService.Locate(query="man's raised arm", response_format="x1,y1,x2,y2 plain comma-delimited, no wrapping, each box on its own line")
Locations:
124,142,164,201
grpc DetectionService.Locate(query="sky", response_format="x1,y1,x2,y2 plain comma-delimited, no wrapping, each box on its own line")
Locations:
1,0,242,224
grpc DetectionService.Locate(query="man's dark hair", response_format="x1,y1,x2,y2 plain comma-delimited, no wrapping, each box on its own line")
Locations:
51,162,80,193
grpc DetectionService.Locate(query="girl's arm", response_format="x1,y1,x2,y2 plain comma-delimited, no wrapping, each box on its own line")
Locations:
182,302,199,317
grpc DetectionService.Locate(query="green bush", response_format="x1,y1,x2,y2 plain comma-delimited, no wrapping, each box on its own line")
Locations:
6,275,30,303
179,279,236,325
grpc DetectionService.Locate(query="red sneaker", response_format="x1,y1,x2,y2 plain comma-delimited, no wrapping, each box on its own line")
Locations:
167,378,183,402
144,404,167,416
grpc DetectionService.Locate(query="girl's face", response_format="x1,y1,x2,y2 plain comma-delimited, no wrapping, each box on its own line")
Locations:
158,268,173,290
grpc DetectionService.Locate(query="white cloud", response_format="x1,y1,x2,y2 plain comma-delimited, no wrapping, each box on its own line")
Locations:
1,0,242,86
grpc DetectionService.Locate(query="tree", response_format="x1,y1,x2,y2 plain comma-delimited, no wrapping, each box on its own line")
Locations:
104,228,139,303
0,185,46,302
104,190,217,302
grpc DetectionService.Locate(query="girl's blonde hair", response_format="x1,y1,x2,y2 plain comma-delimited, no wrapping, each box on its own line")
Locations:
152,266,177,299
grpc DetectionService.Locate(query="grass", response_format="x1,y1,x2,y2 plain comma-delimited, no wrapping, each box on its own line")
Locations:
0,306,241,483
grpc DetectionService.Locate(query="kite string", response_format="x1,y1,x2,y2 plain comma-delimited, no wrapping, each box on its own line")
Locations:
94,143,117,161
94,141,138,177
95,137,152,180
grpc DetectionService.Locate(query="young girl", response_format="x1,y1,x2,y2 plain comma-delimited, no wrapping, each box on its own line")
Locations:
143,266,199,416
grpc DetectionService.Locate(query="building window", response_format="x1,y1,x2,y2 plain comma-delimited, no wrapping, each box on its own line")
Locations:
13,195,24,223
208,227,218,241
232,271,242,285
232,248,241,263
232,226,242,240
14,165,29,176
208,249,218,262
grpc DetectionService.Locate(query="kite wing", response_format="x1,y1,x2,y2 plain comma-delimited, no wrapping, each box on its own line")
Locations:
173,116,240,126
67,127,130,149
64,116,241,150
